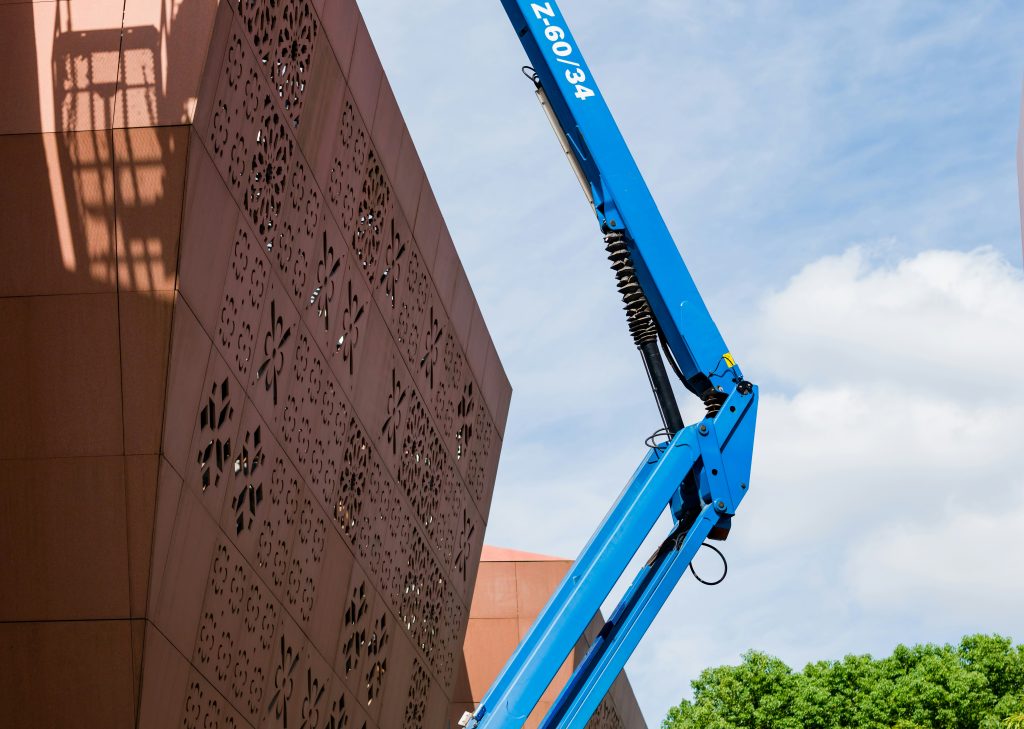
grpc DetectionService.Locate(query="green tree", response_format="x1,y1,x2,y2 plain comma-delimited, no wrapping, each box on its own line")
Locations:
662,634,1024,729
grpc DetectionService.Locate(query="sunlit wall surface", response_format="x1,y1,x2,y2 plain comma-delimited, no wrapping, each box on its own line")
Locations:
0,1,510,726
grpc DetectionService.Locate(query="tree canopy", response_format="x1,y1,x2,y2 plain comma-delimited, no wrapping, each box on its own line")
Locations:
662,634,1024,729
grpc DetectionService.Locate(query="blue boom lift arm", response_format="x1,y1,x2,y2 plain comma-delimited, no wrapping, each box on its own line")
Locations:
461,2,760,727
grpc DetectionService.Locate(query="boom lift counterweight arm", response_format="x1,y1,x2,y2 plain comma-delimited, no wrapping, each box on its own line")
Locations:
462,2,759,728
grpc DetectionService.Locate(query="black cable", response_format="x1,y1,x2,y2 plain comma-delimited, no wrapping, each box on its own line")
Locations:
521,65,540,87
658,327,687,385
644,427,672,451
689,542,727,586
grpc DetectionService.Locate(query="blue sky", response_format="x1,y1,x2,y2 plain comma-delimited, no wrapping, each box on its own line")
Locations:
360,1,1024,723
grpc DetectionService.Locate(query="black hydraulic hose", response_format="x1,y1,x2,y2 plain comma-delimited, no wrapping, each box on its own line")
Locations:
605,230,684,434
639,340,684,434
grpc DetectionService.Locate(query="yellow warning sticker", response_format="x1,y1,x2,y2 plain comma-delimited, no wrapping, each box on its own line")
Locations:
722,352,736,368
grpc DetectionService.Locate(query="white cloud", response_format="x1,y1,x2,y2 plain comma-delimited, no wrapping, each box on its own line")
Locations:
357,1,1024,723
625,246,1024,715
846,505,1024,624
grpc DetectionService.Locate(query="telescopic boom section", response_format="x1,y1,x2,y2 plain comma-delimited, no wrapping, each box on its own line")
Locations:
461,2,759,728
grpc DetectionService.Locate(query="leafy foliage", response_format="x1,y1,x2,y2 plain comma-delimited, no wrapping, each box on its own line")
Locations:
663,634,1024,729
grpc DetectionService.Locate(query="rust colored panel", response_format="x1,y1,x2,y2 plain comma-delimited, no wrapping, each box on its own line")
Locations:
0,456,129,621
191,535,280,724
516,561,572,619
148,483,221,655
459,554,647,727
161,293,214,476
0,293,122,459
372,77,404,189
297,33,347,176
237,0,321,132
0,0,125,134
469,561,518,620
526,702,555,729
0,620,135,728
318,90,368,239
175,134,240,333
335,561,394,718
178,664,251,729
413,182,443,268
190,0,234,137
462,618,522,700
182,349,246,522
467,306,491,389
1,2,510,727
320,0,359,79
113,125,190,292
136,621,193,729
146,457,185,614
347,17,383,128
484,338,513,437
393,129,426,235
0,131,113,297
125,454,160,617
120,289,174,455
308,527,356,659
215,218,272,383
118,0,221,128
449,261,476,353
246,278,301,433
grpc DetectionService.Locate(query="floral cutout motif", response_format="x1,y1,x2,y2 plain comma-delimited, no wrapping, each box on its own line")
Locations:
198,378,234,492
258,299,292,406
335,279,365,377
231,427,265,534
309,230,341,330
268,635,300,724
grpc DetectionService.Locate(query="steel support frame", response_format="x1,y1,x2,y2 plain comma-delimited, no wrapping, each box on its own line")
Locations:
470,385,757,729
465,1,762,726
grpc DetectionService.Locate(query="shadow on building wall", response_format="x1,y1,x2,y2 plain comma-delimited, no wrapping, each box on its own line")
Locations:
47,0,203,294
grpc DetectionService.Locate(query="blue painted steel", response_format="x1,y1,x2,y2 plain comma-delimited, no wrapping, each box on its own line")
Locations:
498,0,741,399
474,430,700,727
463,2,761,727
542,389,759,729
540,504,721,729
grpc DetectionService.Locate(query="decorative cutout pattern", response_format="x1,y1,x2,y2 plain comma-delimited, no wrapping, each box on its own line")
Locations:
182,675,242,729
257,299,293,406
195,541,278,723
255,453,300,595
231,426,264,534
326,99,369,246
197,378,234,493
364,611,389,706
334,277,366,379
586,698,626,729
267,635,300,724
174,2,506,726
286,495,326,623
404,659,431,729
340,581,369,678
237,0,319,129
218,224,267,377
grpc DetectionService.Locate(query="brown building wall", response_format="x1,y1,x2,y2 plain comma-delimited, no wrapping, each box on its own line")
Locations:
455,547,648,729
0,1,510,727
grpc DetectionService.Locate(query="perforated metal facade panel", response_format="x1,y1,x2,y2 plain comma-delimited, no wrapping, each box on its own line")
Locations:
0,1,510,727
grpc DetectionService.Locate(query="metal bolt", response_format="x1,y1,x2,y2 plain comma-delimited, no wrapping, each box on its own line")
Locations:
740,483,747,490
698,424,708,435
609,219,617,227
716,500,726,510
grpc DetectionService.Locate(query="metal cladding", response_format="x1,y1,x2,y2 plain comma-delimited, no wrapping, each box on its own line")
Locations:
455,547,647,729
0,1,511,727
